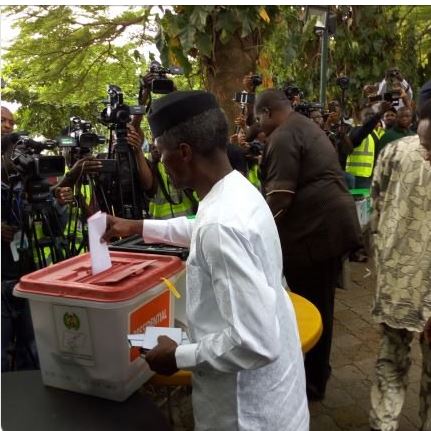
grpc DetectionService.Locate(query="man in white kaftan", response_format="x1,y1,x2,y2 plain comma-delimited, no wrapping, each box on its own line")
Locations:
103,90,309,431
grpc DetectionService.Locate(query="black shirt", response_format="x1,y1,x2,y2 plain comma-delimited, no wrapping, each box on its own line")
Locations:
260,112,362,266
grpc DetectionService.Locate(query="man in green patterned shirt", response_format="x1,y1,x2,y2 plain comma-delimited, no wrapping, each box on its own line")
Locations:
369,86,431,431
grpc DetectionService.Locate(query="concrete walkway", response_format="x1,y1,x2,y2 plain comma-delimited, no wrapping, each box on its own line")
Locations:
144,261,423,430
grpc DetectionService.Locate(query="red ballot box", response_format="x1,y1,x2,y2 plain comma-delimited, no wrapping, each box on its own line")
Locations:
14,251,185,401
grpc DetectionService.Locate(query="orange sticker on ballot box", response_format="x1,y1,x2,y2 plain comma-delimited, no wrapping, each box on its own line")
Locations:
129,291,171,361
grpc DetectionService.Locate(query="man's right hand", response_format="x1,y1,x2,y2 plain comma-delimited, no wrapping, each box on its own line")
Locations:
101,215,143,243
378,101,393,116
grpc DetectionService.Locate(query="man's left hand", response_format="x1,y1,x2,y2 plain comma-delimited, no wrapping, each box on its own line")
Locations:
55,187,74,205
145,335,179,376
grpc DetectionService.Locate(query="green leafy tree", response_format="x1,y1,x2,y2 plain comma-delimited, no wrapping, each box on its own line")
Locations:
155,6,280,126
262,5,431,119
1,5,152,137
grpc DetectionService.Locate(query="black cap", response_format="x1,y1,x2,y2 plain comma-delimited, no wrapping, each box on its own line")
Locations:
148,91,219,138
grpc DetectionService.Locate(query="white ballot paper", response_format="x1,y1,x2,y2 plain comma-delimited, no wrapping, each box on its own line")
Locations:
128,326,184,350
88,211,112,275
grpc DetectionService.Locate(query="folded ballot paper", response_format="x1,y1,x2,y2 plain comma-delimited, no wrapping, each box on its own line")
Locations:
128,327,189,351
88,211,112,275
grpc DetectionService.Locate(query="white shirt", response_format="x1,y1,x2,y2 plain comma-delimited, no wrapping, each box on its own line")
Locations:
377,78,413,110
144,170,309,431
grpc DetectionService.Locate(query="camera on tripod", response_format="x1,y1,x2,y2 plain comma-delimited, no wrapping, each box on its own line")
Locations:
100,85,145,126
11,135,64,180
98,84,147,220
59,117,105,149
9,134,65,204
144,60,183,94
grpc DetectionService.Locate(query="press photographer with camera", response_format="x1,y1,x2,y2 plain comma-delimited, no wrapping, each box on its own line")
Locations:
1,109,70,371
131,67,198,219
1,127,40,372
309,108,325,129
377,67,413,110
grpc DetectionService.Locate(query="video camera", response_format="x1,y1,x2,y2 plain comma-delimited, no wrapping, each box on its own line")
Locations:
295,101,324,118
100,85,145,127
284,85,303,103
59,117,105,149
145,60,183,94
7,133,65,204
10,134,64,180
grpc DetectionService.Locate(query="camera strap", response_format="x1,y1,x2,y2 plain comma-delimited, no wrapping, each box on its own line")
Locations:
155,164,183,206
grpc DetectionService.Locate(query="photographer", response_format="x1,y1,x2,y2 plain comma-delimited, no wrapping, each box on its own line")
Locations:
377,68,413,110
1,118,39,372
309,109,325,129
132,73,197,219
240,72,263,127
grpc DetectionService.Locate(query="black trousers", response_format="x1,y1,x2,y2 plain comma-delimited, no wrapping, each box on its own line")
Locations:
284,257,341,396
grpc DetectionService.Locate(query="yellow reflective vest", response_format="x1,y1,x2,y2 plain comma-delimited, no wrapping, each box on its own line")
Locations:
346,128,385,178
149,163,197,220
247,163,261,190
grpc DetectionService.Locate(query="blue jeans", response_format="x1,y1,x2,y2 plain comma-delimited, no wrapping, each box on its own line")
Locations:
1,280,39,372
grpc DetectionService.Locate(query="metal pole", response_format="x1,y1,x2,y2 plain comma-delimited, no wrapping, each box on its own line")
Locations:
319,28,329,106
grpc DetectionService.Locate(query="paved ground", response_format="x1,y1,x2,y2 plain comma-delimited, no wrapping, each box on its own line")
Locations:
144,261,423,430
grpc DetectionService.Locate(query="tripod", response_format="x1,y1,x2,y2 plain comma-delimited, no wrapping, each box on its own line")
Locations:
18,183,71,270
108,125,147,220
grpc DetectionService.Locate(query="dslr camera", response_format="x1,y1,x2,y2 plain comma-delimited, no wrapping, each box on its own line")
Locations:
145,60,183,94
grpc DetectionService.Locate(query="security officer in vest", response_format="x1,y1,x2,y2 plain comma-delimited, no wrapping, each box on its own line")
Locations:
147,142,198,219
345,100,392,189
131,73,198,220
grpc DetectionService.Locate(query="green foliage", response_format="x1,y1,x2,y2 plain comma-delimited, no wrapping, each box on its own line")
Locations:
2,5,430,137
262,5,431,114
1,6,151,137
156,6,279,76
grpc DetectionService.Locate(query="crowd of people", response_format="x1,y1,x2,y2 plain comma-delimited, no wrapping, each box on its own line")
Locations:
1,66,430,431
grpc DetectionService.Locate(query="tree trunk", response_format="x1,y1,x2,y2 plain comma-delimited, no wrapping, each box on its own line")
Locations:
203,30,260,133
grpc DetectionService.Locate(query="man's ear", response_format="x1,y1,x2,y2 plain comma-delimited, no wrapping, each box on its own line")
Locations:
178,142,193,162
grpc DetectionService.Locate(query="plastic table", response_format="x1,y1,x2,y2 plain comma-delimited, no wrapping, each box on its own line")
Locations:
1,370,173,431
